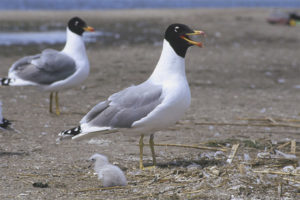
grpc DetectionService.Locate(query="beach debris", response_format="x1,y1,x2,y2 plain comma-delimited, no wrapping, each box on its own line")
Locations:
226,144,239,164
257,152,271,159
208,165,220,176
282,165,295,173
214,151,226,159
275,150,297,159
144,143,229,152
32,182,49,188
290,140,296,155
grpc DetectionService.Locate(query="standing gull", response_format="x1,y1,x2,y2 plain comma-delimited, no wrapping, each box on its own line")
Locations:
0,101,11,129
58,24,205,169
0,17,94,115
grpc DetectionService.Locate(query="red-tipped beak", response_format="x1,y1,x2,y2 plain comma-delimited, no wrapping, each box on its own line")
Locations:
83,26,95,32
181,30,206,47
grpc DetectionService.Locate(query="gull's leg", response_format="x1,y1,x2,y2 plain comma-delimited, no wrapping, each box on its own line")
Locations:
49,92,53,113
139,134,144,170
55,92,60,116
149,134,156,166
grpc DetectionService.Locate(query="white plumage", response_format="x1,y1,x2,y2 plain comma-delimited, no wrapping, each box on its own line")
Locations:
1,17,94,115
59,24,205,169
89,153,127,187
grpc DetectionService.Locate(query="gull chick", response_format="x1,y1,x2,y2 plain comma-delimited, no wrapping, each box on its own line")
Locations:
0,17,94,115
59,24,205,169
89,153,127,187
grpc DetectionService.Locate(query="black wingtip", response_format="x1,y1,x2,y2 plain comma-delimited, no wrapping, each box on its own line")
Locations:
58,126,81,139
0,118,11,129
0,78,11,86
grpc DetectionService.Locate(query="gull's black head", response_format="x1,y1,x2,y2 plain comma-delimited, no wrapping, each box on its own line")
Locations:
68,17,94,36
165,23,205,58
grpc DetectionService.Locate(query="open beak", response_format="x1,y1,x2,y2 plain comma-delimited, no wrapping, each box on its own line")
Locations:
83,26,95,32
180,30,206,47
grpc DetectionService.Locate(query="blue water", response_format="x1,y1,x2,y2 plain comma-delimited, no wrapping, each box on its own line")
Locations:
0,0,299,10
0,31,119,46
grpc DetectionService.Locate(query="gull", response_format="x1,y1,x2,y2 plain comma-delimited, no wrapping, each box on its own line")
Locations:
58,24,205,169
0,17,94,115
89,153,127,187
0,101,11,129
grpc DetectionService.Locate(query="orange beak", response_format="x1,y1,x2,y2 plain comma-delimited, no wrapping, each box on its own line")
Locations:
83,26,95,32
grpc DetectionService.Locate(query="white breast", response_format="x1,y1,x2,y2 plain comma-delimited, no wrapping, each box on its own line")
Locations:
42,27,90,92
131,39,191,134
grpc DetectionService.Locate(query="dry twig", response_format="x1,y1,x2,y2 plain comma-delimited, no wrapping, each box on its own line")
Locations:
283,177,300,184
194,121,300,128
237,117,300,123
182,189,204,194
291,140,296,155
253,170,300,176
144,143,228,152
75,185,128,193
226,144,240,164
277,141,291,150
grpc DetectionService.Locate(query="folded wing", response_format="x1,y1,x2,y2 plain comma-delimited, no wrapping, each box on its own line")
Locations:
80,82,163,129
9,49,76,85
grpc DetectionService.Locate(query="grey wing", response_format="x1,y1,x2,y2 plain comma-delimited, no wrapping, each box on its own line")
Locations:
80,101,110,124
10,49,76,85
81,82,163,128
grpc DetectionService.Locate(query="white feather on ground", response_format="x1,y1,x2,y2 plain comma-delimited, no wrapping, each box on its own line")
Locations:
89,153,127,187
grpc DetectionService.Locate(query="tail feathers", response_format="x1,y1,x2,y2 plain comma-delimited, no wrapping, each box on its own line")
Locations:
72,128,118,141
0,78,11,86
0,118,11,129
57,125,117,143
58,126,82,140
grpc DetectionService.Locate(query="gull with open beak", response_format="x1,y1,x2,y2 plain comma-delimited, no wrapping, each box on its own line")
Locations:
58,23,205,170
0,17,94,115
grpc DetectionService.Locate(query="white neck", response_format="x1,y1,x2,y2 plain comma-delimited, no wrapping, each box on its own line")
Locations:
62,27,87,60
149,39,186,83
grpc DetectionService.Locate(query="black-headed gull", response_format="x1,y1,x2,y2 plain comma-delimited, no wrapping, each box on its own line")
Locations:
0,17,94,115
59,24,205,169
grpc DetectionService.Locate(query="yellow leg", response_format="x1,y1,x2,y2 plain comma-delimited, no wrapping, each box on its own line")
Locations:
139,134,144,170
49,92,53,113
149,134,156,166
55,92,60,116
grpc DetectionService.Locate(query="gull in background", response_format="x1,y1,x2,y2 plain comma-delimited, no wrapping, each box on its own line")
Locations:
0,101,11,129
0,17,94,115
58,24,205,169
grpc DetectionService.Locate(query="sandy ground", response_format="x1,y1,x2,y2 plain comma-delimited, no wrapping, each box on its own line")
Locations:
0,9,300,199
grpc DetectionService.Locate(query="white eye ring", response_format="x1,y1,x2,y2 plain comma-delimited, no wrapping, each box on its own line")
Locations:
174,26,180,32
75,21,79,26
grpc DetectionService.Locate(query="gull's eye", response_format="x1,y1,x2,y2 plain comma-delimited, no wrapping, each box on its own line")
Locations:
91,158,95,162
75,21,79,26
174,26,180,32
